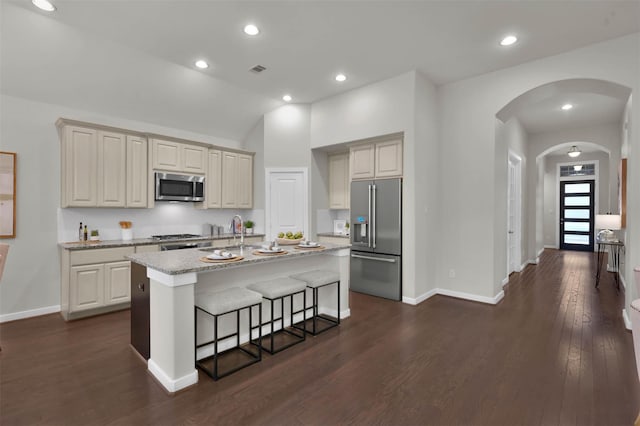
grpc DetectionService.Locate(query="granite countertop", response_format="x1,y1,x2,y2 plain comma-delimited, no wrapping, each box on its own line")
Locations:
127,242,350,275
317,232,350,239
59,233,265,250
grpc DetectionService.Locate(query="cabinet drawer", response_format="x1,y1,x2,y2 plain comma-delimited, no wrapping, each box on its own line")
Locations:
70,247,135,266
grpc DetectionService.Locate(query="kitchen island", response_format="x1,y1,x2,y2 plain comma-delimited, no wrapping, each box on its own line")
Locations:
127,242,350,393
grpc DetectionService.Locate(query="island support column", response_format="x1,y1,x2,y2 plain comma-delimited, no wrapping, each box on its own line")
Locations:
146,268,198,393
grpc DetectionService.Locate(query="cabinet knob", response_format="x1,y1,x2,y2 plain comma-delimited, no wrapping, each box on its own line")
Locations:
138,283,145,291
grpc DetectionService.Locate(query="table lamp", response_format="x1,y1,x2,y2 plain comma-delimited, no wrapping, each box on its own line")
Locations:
595,214,621,242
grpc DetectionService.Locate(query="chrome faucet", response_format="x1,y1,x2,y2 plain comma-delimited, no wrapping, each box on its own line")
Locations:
231,214,244,248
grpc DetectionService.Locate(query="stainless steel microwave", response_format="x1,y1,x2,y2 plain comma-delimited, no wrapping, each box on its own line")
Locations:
155,172,205,202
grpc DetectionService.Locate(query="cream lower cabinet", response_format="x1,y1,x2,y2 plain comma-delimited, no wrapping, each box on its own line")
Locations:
62,247,134,320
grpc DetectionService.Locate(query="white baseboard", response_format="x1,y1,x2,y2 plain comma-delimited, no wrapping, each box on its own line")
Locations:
322,307,351,320
436,288,504,305
537,248,544,257
501,277,509,288
528,257,540,265
544,245,557,249
402,289,438,305
518,262,527,272
148,359,198,393
0,305,61,323
623,308,632,330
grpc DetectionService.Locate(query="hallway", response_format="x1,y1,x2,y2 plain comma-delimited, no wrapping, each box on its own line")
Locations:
0,249,637,425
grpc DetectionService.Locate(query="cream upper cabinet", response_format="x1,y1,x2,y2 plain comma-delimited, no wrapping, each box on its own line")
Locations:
329,153,350,209
61,126,98,207
97,130,127,207
221,151,238,208
221,151,253,209
206,149,222,208
350,139,403,180
151,139,206,174
126,136,148,208
350,144,375,180
151,139,181,171
59,120,148,208
237,153,253,209
374,139,403,178
182,145,207,174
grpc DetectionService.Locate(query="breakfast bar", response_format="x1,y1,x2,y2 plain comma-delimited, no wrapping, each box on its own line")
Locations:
127,242,350,393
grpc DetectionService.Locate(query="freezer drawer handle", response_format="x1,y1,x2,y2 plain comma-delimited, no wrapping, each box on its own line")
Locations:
351,253,396,263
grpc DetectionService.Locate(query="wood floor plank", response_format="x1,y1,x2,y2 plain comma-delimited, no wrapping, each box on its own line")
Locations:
1,249,638,425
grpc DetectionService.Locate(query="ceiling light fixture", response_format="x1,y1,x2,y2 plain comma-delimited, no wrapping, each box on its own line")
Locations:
282,95,292,102
32,0,56,12
568,145,581,158
500,35,518,46
335,73,347,82
195,60,209,69
561,103,573,110
244,24,260,36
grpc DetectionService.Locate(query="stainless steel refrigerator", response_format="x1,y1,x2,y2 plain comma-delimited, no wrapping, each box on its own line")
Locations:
350,178,402,300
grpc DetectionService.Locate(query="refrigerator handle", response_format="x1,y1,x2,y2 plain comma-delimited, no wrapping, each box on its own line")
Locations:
372,184,376,249
367,184,372,248
351,253,396,263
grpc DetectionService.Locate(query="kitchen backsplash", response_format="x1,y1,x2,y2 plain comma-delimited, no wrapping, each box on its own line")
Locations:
58,204,263,242
316,209,349,234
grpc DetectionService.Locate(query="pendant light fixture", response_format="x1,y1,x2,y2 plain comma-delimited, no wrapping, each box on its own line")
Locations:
567,145,581,158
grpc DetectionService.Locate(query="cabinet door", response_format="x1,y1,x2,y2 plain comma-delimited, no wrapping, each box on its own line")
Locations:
126,136,148,208
329,153,349,209
152,139,181,171
97,131,126,207
182,145,206,174
207,149,222,208
350,144,375,180
375,139,403,178
236,154,253,209
70,264,104,312
105,261,131,305
221,151,238,208
63,126,98,207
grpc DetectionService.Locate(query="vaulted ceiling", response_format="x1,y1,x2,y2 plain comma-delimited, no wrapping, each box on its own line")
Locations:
2,1,639,141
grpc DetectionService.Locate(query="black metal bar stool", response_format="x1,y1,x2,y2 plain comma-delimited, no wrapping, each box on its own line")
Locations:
195,287,263,380
290,270,340,335
247,277,307,354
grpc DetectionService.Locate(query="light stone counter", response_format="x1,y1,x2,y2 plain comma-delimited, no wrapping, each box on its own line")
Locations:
59,234,265,250
129,241,351,394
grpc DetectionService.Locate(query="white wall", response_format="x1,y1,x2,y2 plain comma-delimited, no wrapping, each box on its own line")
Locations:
0,94,247,319
437,33,639,301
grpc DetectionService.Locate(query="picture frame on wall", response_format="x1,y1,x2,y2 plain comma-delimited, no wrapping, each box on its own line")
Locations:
0,151,16,238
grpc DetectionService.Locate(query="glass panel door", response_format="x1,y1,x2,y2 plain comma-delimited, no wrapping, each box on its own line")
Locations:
559,180,595,252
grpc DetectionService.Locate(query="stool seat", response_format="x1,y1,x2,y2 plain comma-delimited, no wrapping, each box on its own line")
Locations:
248,277,307,299
197,287,263,315
290,270,339,288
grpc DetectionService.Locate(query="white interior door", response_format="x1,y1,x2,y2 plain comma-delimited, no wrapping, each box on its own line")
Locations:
507,154,521,274
266,169,308,241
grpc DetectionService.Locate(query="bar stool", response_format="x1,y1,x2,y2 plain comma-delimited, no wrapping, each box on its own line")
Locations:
247,277,307,354
290,270,340,335
195,287,263,380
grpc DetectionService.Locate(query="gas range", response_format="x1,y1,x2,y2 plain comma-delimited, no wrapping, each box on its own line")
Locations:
151,234,201,241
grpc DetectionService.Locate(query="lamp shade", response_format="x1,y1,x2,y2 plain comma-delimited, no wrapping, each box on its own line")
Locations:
595,214,621,230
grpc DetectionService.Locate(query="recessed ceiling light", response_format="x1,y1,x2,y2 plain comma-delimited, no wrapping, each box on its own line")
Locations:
32,0,56,12
244,24,260,36
282,95,292,102
195,60,209,69
561,103,573,111
335,73,347,82
500,35,518,46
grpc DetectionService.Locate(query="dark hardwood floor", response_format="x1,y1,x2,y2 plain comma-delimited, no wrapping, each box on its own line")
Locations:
1,249,638,425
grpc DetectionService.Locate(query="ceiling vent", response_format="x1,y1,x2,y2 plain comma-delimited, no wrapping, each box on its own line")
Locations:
249,64,266,73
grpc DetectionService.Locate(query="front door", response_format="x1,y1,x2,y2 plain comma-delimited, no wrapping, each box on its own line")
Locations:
559,180,595,252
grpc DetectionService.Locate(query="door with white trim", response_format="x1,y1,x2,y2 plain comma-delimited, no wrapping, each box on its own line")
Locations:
266,170,307,241
507,154,521,274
